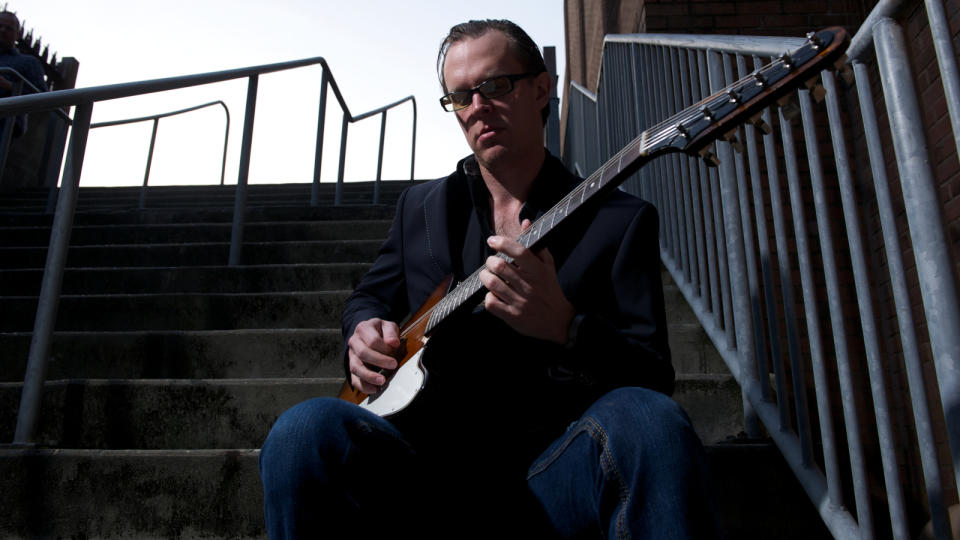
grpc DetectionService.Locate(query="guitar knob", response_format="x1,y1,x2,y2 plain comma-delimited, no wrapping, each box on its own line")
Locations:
754,72,768,88
727,89,743,104
806,31,823,50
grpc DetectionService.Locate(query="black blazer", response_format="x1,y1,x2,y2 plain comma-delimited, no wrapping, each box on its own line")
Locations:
341,153,674,443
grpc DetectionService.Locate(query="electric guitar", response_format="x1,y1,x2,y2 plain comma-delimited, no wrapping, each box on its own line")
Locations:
339,27,849,417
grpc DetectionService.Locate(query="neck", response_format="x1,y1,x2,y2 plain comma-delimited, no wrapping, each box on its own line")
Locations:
477,146,545,207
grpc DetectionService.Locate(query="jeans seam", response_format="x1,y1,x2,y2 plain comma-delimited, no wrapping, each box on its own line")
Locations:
526,417,632,540
592,419,631,540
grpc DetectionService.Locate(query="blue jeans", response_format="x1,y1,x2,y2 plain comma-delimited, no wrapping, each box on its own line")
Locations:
259,387,720,539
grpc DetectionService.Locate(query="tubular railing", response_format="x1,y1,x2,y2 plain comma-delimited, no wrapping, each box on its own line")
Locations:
88,100,230,209
5,56,417,446
563,2,959,538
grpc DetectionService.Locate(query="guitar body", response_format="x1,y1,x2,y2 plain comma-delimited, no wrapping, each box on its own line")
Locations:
337,277,451,417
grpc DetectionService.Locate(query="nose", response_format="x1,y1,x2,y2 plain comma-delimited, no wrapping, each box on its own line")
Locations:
468,90,492,112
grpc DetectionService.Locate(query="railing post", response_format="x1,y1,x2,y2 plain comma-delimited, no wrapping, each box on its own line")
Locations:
409,100,417,182
335,115,348,206
374,110,386,204
14,101,94,445
139,118,159,209
229,75,258,266
875,17,960,505
219,102,230,186
311,69,328,206
708,49,761,438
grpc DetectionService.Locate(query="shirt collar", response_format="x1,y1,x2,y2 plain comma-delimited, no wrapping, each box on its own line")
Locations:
460,151,575,226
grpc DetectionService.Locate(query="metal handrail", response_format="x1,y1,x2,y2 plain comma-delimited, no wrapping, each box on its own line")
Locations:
11,55,418,446
564,6,960,538
89,100,231,208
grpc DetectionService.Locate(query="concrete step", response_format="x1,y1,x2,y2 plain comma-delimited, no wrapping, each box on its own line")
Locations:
1,291,351,331
0,378,342,449
0,329,344,381
0,263,371,295
0,448,265,539
0,375,740,449
0,239,382,268
0,203,399,226
0,319,716,381
0,220,391,246
0,442,828,540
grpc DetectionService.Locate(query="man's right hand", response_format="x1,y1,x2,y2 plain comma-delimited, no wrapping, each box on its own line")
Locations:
347,318,401,395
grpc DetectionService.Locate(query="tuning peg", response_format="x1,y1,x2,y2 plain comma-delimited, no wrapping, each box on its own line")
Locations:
700,105,716,123
834,54,854,86
805,77,827,103
779,53,795,70
749,112,771,135
727,88,743,105
753,71,768,88
699,146,720,167
806,31,823,50
777,94,801,120
723,129,744,153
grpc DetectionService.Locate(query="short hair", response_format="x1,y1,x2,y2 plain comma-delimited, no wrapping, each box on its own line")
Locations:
0,11,19,27
437,19,550,124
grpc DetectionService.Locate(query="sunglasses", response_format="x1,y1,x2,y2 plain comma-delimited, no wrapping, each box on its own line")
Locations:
439,72,539,112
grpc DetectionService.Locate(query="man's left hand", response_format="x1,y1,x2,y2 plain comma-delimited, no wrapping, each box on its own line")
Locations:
479,219,575,344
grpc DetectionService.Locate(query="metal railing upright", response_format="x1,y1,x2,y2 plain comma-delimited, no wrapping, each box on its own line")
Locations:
563,2,960,538
3,56,418,446
87,100,231,208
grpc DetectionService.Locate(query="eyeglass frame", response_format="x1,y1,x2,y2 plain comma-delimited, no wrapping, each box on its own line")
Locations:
439,72,541,112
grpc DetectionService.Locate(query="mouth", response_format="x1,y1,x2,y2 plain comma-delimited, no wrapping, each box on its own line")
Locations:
476,125,500,144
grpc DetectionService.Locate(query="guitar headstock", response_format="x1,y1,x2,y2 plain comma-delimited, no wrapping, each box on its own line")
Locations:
644,27,849,158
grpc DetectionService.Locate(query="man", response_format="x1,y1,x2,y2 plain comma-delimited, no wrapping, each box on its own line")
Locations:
0,11,48,136
260,19,719,539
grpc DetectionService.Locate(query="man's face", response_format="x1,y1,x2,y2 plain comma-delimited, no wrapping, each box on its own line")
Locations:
442,30,548,172
0,14,18,52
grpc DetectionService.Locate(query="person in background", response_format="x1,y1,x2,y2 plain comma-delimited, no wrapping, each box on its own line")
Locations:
0,10,48,136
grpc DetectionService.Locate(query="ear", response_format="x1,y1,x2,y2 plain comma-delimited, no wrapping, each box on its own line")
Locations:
532,71,551,109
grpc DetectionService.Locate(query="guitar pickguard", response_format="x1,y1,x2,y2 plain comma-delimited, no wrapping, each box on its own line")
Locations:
359,345,428,417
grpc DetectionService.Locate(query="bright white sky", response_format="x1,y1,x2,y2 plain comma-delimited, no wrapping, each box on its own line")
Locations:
17,0,566,186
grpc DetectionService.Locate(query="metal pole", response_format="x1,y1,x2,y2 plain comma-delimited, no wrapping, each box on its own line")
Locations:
228,75,258,267
874,16,960,505
139,118,159,209
854,58,952,540
219,101,230,186
409,100,417,182
374,110,386,204
311,69,328,207
14,101,94,444
335,115,348,206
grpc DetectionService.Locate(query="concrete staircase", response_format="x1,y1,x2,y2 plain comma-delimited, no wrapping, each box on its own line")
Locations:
0,181,830,538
